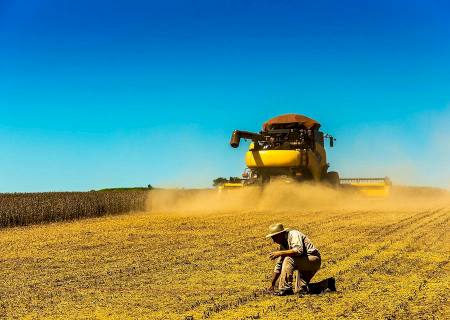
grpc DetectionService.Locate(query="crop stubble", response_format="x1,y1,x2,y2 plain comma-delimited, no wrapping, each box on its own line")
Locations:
0,185,448,319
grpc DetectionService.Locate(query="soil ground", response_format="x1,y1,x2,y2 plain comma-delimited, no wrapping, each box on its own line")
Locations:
0,186,448,319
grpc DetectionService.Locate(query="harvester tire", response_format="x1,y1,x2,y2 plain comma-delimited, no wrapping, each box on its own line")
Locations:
325,171,340,188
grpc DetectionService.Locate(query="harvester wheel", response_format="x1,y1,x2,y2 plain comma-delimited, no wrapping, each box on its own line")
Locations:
325,171,340,188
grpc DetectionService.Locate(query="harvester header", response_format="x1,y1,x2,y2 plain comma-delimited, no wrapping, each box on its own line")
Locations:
340,177,392,197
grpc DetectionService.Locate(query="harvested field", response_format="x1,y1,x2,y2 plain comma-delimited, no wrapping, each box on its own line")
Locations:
0,185,448,319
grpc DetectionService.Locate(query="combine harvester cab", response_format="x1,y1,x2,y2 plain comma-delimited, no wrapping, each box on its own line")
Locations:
339,177,392,197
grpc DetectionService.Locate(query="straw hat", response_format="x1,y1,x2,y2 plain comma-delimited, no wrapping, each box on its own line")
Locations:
265,223,289,238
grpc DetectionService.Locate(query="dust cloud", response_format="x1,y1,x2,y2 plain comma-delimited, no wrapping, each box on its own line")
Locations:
147,182,450,214
332,107,450,189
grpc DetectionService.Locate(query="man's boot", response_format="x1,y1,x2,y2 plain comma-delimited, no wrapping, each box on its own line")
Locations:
328,277,336,292
297,284,310,296
308,277,336,294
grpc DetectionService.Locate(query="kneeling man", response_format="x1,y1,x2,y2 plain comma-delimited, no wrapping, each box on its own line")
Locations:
267,223,335,296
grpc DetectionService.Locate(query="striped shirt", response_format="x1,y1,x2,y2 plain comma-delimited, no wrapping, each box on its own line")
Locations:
274,229,320,273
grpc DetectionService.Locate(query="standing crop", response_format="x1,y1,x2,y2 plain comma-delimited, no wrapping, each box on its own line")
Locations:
0,191,148,228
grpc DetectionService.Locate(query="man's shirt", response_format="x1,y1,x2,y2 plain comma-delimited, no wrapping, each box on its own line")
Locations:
274,229,320,273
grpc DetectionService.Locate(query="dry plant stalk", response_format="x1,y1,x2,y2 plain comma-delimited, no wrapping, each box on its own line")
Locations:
0,191,148,228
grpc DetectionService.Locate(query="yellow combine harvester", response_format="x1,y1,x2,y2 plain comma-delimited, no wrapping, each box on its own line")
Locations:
220,114,391,197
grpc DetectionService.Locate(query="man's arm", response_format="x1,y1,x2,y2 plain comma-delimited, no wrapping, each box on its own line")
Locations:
268,255,284,291
269,249,299,260
268,272,280,291
267,250,297,291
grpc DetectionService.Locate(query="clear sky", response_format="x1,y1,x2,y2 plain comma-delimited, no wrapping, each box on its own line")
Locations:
1,0,449,192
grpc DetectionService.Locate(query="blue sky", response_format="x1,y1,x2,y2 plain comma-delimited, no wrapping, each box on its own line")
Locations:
1,0,449,191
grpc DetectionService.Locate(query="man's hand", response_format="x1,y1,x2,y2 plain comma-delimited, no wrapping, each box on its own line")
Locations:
269,251,283,260
269,272,280,292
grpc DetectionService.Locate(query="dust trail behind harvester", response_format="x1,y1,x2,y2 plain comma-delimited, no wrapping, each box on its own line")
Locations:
147,183,450,214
